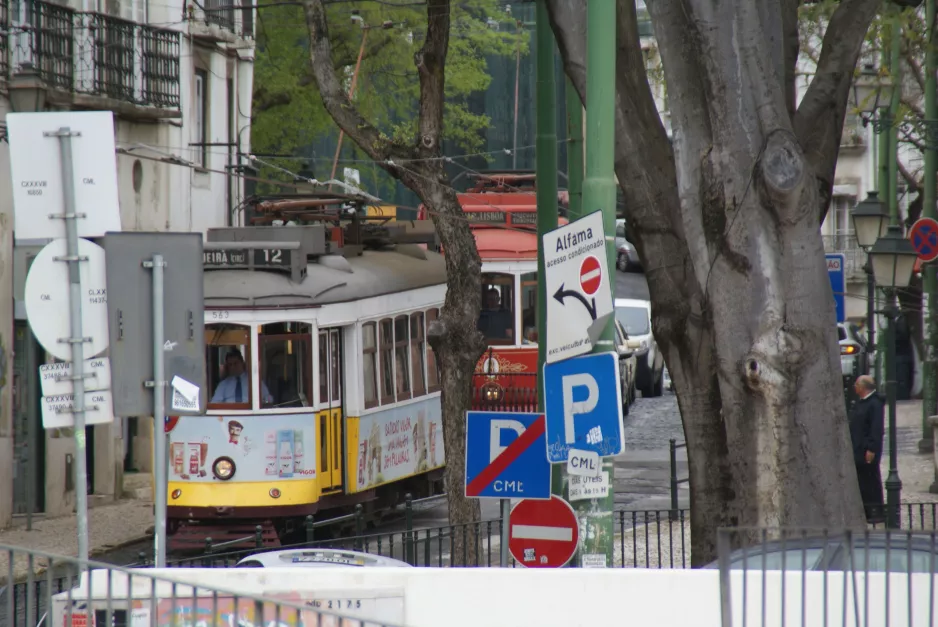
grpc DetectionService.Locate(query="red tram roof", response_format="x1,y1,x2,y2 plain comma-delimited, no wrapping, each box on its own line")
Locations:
474,228,539,260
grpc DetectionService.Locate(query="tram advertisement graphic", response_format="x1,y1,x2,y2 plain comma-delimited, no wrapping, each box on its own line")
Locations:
167,413,318,482
356,397,444,490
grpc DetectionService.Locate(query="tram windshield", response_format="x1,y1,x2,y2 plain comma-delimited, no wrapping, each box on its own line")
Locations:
259,322,313,408
206,323,254,407
478,273,515,344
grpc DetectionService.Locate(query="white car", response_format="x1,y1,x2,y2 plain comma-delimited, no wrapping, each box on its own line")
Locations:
615,297,664,397
839,322,869,377
236,548,412,568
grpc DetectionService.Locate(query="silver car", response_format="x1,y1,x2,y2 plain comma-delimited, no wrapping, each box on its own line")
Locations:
615,219,642,272
236,548,412,568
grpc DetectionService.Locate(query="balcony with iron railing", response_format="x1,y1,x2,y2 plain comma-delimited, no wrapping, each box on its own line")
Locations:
822,233,868,281
0,0,181,118
190,0,254,43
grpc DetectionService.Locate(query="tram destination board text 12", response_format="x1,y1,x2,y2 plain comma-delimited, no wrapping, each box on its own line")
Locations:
203,247,293,269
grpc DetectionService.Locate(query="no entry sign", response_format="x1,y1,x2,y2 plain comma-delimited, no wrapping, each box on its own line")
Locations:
579,255,602,296
508,495,579,567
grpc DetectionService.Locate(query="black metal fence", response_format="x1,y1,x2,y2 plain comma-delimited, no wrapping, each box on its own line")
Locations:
0,546,398,627
716,527,937,626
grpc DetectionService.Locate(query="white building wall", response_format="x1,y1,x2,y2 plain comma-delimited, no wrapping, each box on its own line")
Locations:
0,0,255,526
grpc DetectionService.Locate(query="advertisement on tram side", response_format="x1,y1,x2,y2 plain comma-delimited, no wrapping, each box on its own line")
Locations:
166,414,318,482
355,396,444,490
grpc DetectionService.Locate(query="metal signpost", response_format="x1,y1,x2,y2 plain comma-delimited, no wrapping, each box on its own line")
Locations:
826,253,846,324
464,411,551,567
507,495,579,568
7,111,122,562
103,232,206,567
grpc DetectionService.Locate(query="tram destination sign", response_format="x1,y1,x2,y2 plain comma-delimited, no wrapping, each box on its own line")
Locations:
203,246,293,268
202,241,305,282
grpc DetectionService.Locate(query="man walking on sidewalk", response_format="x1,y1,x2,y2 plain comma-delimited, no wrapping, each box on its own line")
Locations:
849,375,885,524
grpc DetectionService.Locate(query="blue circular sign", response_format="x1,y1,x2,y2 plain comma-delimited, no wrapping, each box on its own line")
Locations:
910,217,938,263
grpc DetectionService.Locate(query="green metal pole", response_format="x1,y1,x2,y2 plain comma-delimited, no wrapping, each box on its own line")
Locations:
888,14,901,227
920,0,936,456
551,0,619,569
565,77,584,221
535,0,559,494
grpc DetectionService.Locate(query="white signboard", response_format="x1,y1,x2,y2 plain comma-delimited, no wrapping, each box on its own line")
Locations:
41,390,114,429
541,210,614,363
566,449,601,477
7,111,121,241
355,397,444,491
24,238,110,362
39,357,112,397
568,471,610,502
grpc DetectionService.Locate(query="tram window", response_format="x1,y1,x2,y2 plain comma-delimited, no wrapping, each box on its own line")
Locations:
394,315,411,401
478,273,515,344
520,272,537,344
426,308,441,393
258,322,312,409
410,312,426,396
206,323,252,407
362,322,379,409
379,319,395,405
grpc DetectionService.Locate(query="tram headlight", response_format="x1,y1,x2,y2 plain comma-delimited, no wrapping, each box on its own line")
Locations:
482,381,503,403
213,456,236,481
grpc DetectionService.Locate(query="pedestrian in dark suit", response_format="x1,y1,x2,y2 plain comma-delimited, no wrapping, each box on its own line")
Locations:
848,375,885,524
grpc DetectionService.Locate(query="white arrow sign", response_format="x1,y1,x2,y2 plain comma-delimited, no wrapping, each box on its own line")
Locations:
542,210,614,363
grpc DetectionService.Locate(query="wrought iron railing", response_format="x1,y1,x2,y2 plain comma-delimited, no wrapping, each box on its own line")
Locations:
204,0,235,31
6,0,180,110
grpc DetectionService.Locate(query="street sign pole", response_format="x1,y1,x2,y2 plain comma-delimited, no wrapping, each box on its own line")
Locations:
533,0,563,525
52,126,90,562
500,499,510,566
146,254,168,567
924,0,938,459
565,0,618,568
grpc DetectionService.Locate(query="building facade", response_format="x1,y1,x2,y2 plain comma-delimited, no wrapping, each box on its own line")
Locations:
0,0,255,527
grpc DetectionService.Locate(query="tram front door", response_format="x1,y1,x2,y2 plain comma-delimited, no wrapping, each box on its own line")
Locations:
318,328,343,492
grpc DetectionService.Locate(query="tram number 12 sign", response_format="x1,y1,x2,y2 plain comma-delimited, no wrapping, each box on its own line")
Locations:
203,247,293,269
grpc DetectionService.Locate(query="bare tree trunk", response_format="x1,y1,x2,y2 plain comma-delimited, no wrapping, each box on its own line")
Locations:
548,0,879,564
303,0,484,564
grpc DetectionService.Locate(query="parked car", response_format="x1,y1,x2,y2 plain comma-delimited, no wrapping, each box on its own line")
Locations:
839,322,870,377
615,298,664,397
704,532,938,573
614,319,638,415
236,548,412,568
615,219,642,272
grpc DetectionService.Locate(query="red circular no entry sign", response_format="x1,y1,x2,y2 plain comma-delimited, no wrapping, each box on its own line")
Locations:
579,255,602,296
508,495,579,568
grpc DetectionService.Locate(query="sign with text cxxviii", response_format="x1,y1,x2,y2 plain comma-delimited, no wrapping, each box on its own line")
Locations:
541,210,614,363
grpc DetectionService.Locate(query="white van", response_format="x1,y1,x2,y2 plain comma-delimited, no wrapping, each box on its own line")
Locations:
614,298,664,397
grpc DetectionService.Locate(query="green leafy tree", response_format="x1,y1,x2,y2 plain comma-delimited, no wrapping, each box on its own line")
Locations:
252,1,524,196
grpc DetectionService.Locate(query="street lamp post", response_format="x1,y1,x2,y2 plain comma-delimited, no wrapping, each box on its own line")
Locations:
869,224,919,528
852,192,890,375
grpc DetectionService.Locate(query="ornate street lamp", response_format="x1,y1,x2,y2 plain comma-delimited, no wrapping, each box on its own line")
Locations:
851,192,889,375
8,63,48,113
851,192,890,250
869,224,918,529
851,64,895,135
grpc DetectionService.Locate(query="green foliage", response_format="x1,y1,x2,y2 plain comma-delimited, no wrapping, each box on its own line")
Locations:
251,1,525,194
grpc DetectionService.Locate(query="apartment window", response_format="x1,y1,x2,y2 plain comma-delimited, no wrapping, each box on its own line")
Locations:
831,196,856,250
194,68,209,167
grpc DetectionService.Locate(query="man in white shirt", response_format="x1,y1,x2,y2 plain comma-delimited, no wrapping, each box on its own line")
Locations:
211,350,272,404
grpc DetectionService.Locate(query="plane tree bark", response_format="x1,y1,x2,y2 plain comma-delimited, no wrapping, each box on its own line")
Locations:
303,0,485,564
547,0,880,565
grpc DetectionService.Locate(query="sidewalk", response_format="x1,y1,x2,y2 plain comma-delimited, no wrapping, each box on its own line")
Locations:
0,497,153,585
886,399,938,505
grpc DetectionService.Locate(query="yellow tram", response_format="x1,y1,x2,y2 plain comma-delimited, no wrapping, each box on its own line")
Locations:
165,217,447,550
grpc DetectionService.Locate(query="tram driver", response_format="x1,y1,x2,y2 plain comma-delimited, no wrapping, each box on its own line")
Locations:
477,287,513,340
211,349,273,404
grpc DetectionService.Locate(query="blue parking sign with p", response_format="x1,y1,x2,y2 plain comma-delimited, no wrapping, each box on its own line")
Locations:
543,352,624,463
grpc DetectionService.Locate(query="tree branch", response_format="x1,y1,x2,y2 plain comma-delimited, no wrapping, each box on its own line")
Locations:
899,159,922,192
781,0,800,119
413,0,450,155
904,51,926,92
302,0,415,165
792,0,881,223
